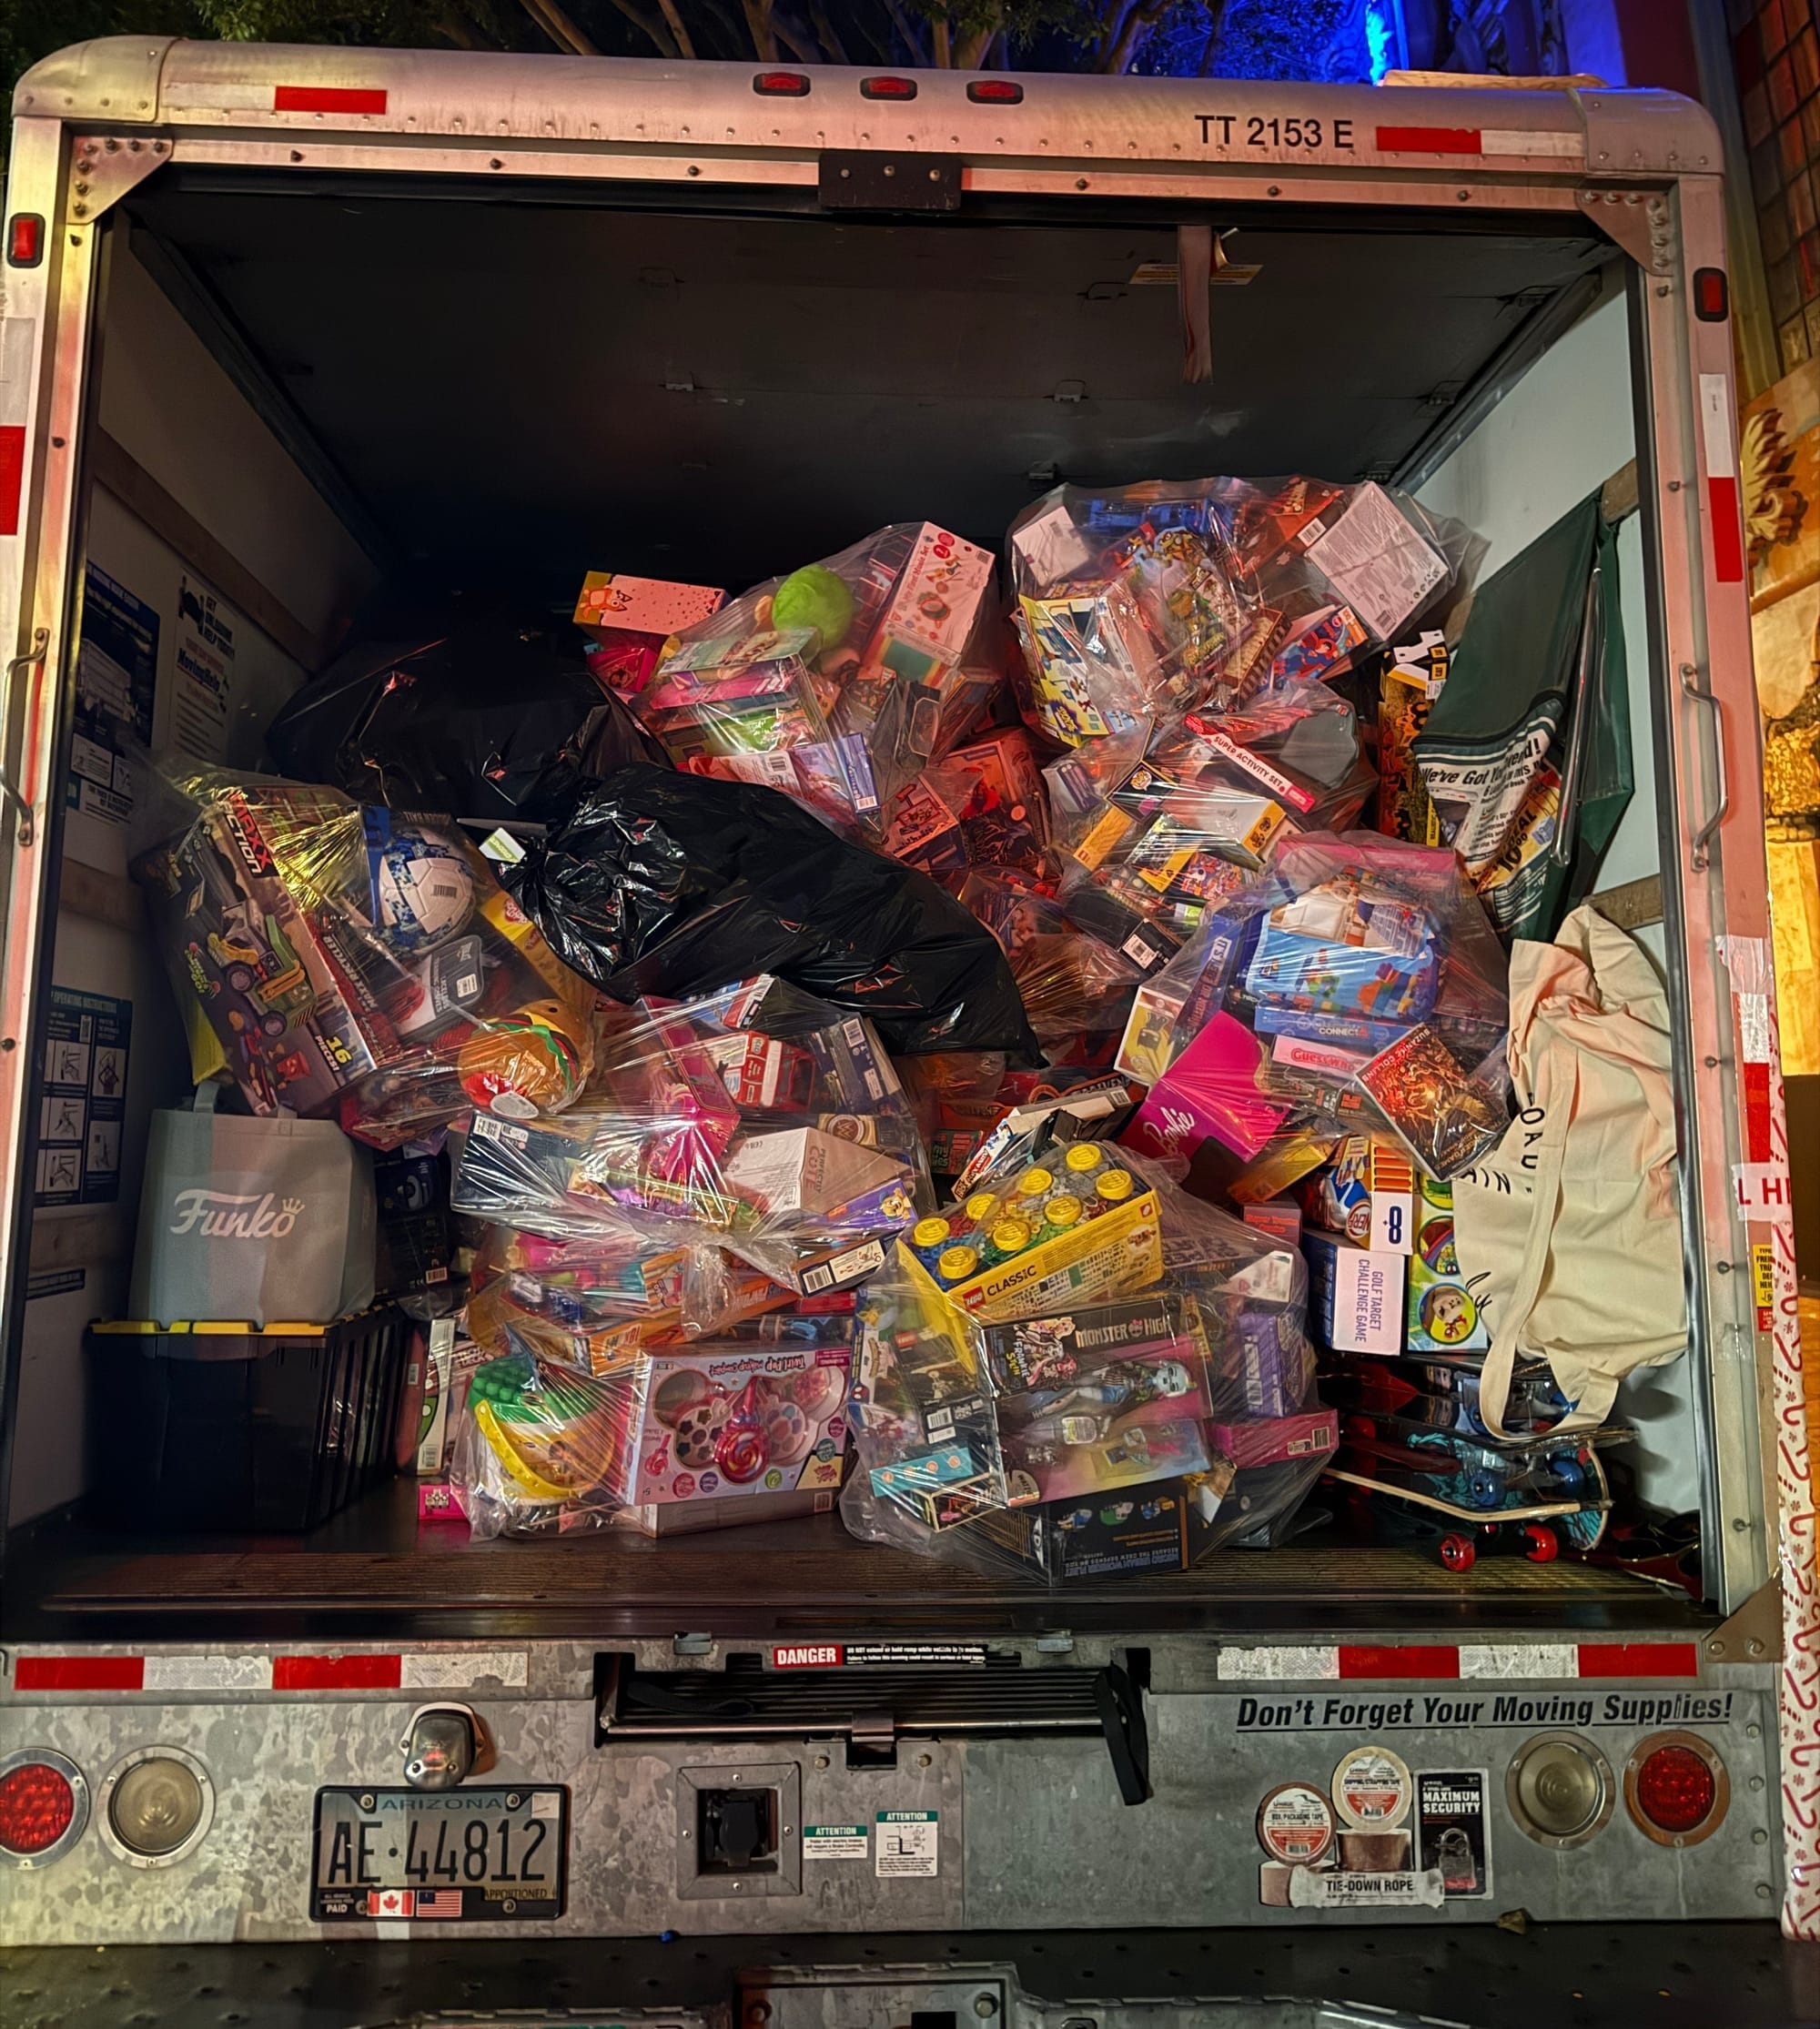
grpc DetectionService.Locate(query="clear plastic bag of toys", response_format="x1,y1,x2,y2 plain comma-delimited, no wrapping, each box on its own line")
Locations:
1008,484,1255,742
1008,477,1463,744
881,724,1055,882
464,1224,794,1374
1146,673,1379,835
1054,759,1293,976
954,872,1143,1050
453,1335,852,1539
841,1143,1331,1581
130,762,596,1149
1212,476,1466,698
450,979,930,1297
632,523,998,835
1120,833,1511,1176
633,624,879,834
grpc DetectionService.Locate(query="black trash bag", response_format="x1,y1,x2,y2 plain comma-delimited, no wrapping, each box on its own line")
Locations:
266,620,667,824
516,763,1042,1061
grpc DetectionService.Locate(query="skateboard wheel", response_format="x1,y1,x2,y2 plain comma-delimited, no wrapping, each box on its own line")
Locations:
1523,1524,1560,1563
1551,1458,1587,1494
1440,1532,1476,1572
1349,1416,1378,1441
1466,1469,1502,1509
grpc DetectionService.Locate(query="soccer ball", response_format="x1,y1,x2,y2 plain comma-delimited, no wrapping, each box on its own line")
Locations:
373,829,474,954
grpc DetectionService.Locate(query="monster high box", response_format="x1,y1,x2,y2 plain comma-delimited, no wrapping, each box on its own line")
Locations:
628,1343,851,1507
976,1293,1210,1395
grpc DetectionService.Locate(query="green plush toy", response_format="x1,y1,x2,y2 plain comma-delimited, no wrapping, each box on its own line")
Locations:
772,563,854,651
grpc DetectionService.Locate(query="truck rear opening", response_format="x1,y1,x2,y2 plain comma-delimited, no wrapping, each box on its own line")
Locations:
6,177,1682,1640
0,42,1806,1946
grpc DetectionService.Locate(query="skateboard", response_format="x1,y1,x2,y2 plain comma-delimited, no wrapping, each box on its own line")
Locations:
1327,1409,1621,1570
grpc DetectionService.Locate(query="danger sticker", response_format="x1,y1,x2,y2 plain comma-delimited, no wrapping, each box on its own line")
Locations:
1331,1743,1412,1829
1256,1782,1335,1864
772,1645,844,1669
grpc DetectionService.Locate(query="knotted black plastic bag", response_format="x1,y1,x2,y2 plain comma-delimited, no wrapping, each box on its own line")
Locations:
515,764,1041,1060
267,620,666,825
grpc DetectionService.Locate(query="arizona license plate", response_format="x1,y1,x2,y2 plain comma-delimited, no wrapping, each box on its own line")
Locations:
311,1784,568,1921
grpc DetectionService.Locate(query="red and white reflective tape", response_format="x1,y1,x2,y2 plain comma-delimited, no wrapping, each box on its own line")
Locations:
1699,371,1747,584
1216,1640,1702,1682
1718,936,1820,1942
10,1649,528,1693
1374,125,1581,159
163,81,389,116
0,317,35,540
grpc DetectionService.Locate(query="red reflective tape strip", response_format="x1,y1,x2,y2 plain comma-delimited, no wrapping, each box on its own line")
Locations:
1338,1645,1460,1680
271,1654,402,1691
15,1655,146,1691
1707,475,1744,582
1744,1061,1774,1163
1576,1641,1701,1679
273,86,389,115
1376,126,1482,155
0,424,25,539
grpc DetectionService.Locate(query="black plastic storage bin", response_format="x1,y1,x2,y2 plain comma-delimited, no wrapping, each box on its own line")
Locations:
86,1309,409,1531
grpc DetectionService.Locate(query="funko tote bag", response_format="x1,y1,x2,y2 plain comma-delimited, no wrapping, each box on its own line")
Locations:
1451,903,1686,1437
129,1104,376,1328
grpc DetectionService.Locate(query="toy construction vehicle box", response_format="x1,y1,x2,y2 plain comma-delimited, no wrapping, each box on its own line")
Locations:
895,1147,1163,1325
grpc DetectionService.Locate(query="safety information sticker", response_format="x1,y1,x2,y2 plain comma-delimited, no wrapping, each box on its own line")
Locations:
804,1824,868,1861
875,1810,938,1877
36,988,131,1206
66,562,157,874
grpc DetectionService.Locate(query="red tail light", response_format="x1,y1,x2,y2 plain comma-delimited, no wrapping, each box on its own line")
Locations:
0,1752,86,1864
862,76,917,100
753,71,810,96
7,214,43,268
967,80,1024,104
1694,267,1729,321
1624,1731,1727,1846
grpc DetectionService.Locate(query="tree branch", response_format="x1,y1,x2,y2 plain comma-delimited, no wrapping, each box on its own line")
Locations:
436,7,488,49
881,0,926,64
933,16,953,66
514,0,598,55
774,10,824,61
655,0,697,58
808,0,849,61
1103,0,1171,73
693,0,749,58
956,22,996,68
743,0,781,61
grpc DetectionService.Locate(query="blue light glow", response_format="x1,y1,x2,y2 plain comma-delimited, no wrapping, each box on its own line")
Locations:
1365,1,1396,81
